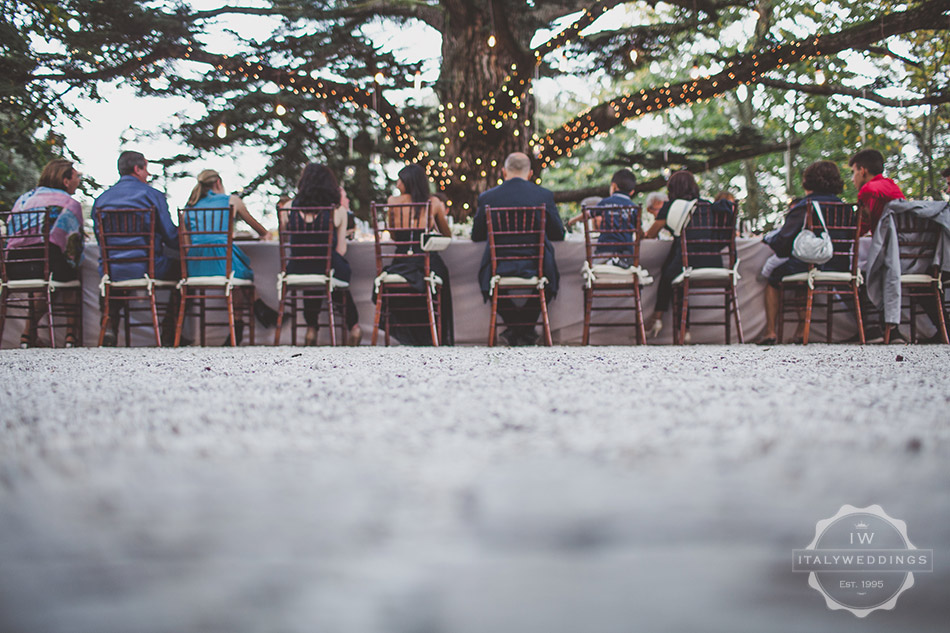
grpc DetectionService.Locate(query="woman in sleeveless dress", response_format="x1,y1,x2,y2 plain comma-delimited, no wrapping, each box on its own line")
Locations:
381,163,454,346
183,169,274,344
280,163,361,346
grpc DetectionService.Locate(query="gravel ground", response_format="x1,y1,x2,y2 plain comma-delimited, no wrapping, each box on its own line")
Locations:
1,346,949,633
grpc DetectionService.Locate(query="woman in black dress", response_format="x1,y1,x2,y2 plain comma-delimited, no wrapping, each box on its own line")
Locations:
381,163,454,345
280,163,361,345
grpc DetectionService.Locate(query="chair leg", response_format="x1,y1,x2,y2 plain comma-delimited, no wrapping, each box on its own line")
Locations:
0,288,8,347
725,288,731,345
247,289,255,346
826,291,833,344
582,288,591,346
372,290,383,346
540,291,552,346
934,285,950,344
678,283,690,345
426,288,439,347
274,286,285,346
226,293,237,346
45,288,56,349
634,283,646,345
732,285,744,344
802,285,814,345
149,291,162,347
174,290,186,347
777,284,786,343
852,286,866,345
99,288,111,347
488,290,499,347
327,285,336,347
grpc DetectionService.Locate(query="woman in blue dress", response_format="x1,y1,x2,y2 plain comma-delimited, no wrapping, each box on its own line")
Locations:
183,169,274,344
183,169,268,278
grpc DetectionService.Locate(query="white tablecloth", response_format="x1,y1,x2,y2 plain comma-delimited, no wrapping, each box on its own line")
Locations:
3,238,867,347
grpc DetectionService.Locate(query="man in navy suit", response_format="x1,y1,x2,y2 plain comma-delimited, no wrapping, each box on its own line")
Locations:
472,152,565,345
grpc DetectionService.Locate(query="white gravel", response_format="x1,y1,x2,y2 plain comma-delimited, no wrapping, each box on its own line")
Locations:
1,346,949,632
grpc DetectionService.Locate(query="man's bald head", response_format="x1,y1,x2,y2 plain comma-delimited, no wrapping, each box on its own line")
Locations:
502,152,532,180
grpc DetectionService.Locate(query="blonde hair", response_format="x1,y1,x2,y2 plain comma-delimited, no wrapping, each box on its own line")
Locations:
186,169,221,206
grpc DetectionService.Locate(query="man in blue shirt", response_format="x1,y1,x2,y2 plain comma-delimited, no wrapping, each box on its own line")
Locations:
567,168,639,266
472,152,565,345
93,150,180,345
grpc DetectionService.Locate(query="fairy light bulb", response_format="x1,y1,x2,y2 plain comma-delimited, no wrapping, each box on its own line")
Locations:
629,49,639,63
815,69,826,84
488,34,496,48
374,72,384,83
275,103,286,116
216,122,227,138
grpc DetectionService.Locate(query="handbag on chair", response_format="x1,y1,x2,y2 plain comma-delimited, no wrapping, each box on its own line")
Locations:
792,201,833,264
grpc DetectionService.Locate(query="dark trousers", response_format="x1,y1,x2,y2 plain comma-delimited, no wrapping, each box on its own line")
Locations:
497,290,546,334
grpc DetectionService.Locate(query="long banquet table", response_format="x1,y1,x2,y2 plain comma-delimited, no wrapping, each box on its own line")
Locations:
2,237,868,347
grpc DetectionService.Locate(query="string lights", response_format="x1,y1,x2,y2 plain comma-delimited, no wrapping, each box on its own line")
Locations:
177,0,832,194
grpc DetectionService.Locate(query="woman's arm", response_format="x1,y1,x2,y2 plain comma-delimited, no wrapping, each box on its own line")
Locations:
431,197,452,236
644,219,666,239
231,194,268,238
334,205,348,256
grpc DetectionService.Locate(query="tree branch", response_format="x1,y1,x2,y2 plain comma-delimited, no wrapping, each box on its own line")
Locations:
552,136,802,202
757,77,950,107
534,0,950,167
189,2,445,31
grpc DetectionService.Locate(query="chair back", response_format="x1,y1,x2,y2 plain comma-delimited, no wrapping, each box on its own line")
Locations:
485,206,547,278
177,206,235,278
801,201,859,274
581,204,641,265
277,207,336,276
370,202,433,276
94,207,158,280
0,207,54,282
680,200,737,268
892,212,942,275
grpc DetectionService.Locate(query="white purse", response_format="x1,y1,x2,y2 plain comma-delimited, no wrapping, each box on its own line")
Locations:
792,201,834,264
420,233,451,252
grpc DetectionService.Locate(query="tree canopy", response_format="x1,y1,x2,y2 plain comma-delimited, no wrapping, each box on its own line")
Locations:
5,0,950,221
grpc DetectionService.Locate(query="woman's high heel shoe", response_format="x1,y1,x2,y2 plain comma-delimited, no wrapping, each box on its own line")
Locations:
646,319,663,339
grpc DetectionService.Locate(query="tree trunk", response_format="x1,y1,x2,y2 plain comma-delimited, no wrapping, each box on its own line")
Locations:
437,0,534,217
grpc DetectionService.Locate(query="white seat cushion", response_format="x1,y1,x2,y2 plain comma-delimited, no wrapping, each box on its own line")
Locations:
379,273,408,284
781,271,858,284
283,273,330,286
900,273,939,284
495,275,541,287
106,278,176,289
671,268,734,285
5,278,48,289
181,276,254,287
591,263,633,276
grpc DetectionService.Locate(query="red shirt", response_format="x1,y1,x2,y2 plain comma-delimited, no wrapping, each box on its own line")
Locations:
858,174,904,235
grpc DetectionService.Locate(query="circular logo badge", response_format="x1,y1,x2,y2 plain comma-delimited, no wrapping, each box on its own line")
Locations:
793,505,932,617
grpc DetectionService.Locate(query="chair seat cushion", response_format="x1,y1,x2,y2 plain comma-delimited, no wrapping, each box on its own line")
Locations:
671,268,734,285
5,279,81,290
900,273,939,284
378,273,442,287
495,275,541,287
107,278,177,289
180,275,254,287
781,271,858,284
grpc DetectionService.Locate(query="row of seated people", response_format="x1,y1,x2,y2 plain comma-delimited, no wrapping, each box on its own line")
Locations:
2,150,948,347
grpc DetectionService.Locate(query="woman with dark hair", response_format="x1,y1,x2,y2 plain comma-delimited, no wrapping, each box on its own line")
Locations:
756,160,847,344
280,163,361,345
5,159,85,347
642,169,719,338
380,163,454,345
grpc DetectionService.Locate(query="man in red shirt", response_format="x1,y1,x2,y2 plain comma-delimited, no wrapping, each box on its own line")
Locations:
849,149,905,235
